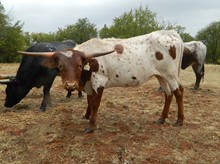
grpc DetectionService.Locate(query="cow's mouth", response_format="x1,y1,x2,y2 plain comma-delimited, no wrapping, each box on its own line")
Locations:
64,82,77,92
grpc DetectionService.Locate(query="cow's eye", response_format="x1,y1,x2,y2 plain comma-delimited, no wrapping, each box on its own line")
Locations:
59,64,64,71
77,64,82,70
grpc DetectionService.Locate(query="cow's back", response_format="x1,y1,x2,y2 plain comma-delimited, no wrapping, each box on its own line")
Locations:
184,41,207,65
76,30,183,92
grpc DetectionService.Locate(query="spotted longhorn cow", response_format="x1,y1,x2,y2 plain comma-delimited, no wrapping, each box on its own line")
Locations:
18,30,184,133
182,41,207,89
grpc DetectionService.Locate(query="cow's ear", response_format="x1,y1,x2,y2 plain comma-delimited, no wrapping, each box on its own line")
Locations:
41,58,57,68
86,59,99,72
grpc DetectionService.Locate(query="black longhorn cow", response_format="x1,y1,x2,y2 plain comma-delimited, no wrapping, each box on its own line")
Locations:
0,41,82,111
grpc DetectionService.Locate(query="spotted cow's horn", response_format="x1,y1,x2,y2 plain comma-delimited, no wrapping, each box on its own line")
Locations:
85,44,124,58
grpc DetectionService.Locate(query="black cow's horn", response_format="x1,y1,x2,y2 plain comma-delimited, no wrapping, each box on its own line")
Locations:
0,74,15,80
17,51,55,58
0,79,11,84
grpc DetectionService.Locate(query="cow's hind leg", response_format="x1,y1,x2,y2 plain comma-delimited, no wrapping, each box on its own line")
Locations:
155,75,173,124
157,93,173,124
173,85,184,126
192,64,204,90
84,87,104,133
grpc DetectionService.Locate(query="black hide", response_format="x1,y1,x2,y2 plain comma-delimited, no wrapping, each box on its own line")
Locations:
4,41,81,111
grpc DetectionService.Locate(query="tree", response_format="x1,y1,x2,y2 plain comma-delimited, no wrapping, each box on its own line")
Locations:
161,22,194,42
196,21,220,64
70,18,97,44
99,6,161,38
31,32,56,43
56,18,97,44
0,3,26,62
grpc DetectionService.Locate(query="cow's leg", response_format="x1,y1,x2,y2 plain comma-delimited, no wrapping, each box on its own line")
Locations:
78,91,83,98
40,87,52,112
84,87,104,133
84,95,92,119
173,85,184,126
155,75,173,124
157,93,173,124
66,91,72,98
40,75,56,112
192,65,204,90
66,91,82,98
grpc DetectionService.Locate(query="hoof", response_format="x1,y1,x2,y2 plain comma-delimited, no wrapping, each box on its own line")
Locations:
39,108,46,112
156,118,165,124
173,120,183,127
193,86,199,90
157,87,164,93
83,126,95,134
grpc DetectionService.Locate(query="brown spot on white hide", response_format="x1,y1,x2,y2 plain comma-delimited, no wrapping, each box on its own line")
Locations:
132,76,137,80
169,46,176,60
155,51,163,60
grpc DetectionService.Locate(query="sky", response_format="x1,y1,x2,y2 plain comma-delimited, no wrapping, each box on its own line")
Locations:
1,0,220,37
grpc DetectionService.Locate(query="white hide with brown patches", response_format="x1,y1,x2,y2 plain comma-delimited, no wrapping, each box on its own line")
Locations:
75,30,184,95
184,41,207,72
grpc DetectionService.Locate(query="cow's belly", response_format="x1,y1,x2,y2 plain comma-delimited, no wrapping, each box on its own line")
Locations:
91,65,154,91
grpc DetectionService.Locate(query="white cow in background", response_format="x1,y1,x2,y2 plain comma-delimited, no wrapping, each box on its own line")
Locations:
182,41,207,89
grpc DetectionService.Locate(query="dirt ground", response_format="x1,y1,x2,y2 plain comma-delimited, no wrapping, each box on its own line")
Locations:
0,63,220,164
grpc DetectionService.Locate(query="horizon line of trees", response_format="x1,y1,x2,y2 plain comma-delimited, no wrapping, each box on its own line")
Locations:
0,2,220,64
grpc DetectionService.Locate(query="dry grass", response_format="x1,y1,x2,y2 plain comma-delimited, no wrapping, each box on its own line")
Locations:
0,63,220,163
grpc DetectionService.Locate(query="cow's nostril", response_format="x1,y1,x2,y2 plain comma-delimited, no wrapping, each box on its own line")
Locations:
65,82,77,91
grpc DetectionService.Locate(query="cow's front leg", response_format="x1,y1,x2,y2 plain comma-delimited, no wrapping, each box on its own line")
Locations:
84,95,92,119
84,87,104,133
40,83,53,112
157,92,173,124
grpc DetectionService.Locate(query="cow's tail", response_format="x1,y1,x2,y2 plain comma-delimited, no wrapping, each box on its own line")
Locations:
201,64,205,82
178,41,184,78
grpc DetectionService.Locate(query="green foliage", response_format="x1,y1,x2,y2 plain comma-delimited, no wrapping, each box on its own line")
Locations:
31,18,98,44
0,3,26,63
161,22,194,42
72,18,97,44
196,21,220,64
56,18,97,44
99,6,161,38
1,2,219,64
31,32,57,43
180,33,194,42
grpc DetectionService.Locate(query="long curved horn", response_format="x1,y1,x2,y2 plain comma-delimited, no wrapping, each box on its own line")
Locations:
0,74,15,80
0,79,11,84
85,44,124,58
17,51,55,58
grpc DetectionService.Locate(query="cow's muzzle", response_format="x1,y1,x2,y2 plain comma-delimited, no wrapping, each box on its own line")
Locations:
64,82,77,91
